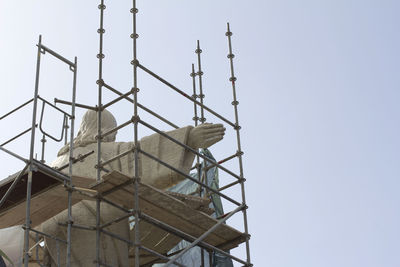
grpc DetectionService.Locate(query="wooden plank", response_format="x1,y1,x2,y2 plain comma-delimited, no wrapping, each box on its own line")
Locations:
94,171,246,252
0,172,94,228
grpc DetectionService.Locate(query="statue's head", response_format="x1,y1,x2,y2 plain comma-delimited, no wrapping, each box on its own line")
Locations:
76,109,117,143
57,109,117,156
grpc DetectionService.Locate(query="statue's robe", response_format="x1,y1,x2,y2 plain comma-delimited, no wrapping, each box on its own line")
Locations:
41,126,195,266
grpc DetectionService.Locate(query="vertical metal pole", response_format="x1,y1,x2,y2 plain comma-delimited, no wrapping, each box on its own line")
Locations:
195,40,206,124
24,34,42,267
191,64,199,127
195,40,208,199
64,117,69,145
40,134,46,163
226,23,251,265
191,63,203,197
66,57,77,267
131,1,140,266
56,241,60,267
96,1,106,266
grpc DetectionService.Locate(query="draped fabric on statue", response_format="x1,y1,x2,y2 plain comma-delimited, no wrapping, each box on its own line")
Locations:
42,126,196,266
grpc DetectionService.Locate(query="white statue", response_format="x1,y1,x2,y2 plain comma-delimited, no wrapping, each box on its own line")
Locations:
41,109,225,266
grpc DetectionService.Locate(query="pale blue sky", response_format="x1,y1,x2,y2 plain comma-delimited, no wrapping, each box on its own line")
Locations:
0,1,399,266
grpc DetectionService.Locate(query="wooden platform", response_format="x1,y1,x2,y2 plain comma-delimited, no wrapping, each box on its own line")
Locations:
0,169,93,228
92,171,247,265
0,169,247,266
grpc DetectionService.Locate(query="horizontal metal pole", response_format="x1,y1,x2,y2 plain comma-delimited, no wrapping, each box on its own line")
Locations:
98,147,135,168
38,96,71,117
218,180,240,192
140,212,248,265
102,82,179,129
96,260,113,267
139,119,241,180
165,204,245,266
98,118,133,139
32,159,71,183
138,148,241,206
22,226,67,244
54,98,97,111
100,197,131,214
138,63,236,128
0,163,29,209
39,44,75,67
204,152,240,172
101,90,132,110
0,98,33,120
140,245,184,267
1,125,36,147
0,145,29,163
99,212,133,229
101,178,135,198
101,228,133,246
218,152,239,165
59,222,95,231
56,150,95,171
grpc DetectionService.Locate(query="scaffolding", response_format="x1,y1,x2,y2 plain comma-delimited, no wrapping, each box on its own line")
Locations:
0,1,252,266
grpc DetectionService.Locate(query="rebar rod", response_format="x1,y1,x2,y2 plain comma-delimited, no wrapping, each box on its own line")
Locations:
66,56,78,267
0,98,33,120
0,163,29,209
25,35,42,267
139,119,241,180
165,204,245,266
0,125,37,147
131,1,141,266
196,40,206,123
55,98,97,111
226,22,251,265
138,63,236,128
138,148,241,206
102,81,179,129
39,44,75,67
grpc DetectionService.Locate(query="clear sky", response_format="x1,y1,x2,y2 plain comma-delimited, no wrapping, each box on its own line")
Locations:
0,1,399,267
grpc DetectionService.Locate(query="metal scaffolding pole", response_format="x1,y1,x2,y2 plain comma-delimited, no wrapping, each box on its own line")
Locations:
96,1,106,266
66,56,77,267
196,40,206,124
24,35,42,267
131,0,141,266
226,22,252,266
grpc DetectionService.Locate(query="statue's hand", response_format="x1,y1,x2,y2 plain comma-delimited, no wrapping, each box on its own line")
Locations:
188,123,226,149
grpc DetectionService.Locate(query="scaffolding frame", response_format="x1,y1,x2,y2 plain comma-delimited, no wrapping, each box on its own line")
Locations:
0,1,252,266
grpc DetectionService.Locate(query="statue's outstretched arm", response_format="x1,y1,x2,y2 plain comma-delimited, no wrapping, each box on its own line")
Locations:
187,123,226,149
